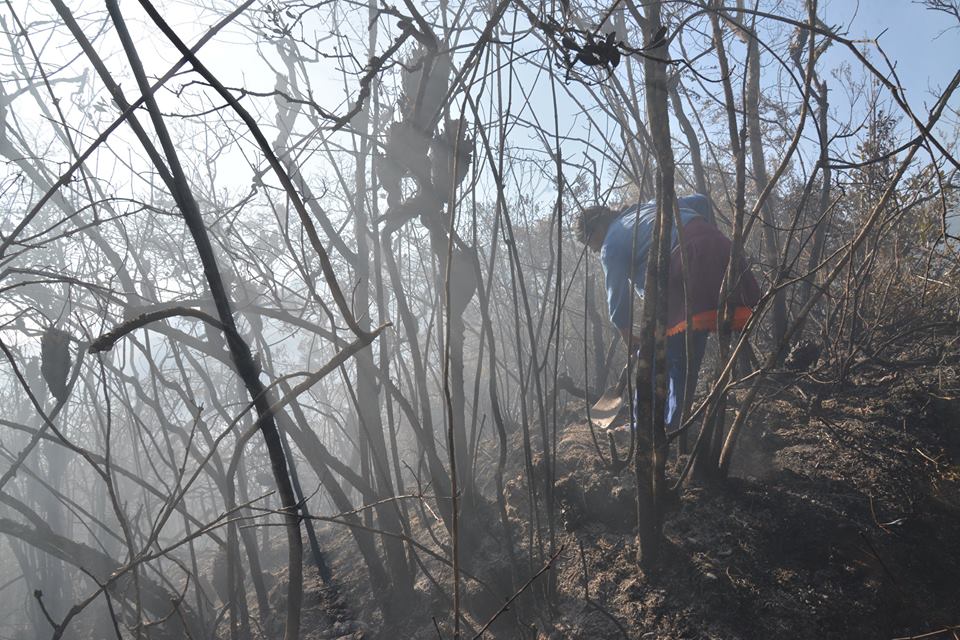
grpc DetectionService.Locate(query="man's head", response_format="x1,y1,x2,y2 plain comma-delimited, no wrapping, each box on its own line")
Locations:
576,204,617,252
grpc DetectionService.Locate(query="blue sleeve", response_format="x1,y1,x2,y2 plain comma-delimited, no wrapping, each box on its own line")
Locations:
601,235,636,331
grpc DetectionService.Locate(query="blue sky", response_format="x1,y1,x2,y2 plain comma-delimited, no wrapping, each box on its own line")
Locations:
820,1,959,234
821,0,960,110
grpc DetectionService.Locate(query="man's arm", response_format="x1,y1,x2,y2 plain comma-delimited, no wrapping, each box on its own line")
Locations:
602,237,642,350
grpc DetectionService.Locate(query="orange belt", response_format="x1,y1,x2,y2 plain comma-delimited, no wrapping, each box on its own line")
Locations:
666,306,753,336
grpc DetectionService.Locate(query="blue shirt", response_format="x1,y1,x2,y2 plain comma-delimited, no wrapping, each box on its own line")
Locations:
600,195,711,330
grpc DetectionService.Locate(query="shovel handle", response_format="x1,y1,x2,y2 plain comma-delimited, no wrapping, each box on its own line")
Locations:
613,363,629,395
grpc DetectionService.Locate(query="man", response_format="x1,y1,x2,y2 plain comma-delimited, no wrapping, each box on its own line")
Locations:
576,194,760,432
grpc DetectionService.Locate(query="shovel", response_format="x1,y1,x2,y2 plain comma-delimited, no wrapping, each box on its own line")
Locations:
588,364,631,429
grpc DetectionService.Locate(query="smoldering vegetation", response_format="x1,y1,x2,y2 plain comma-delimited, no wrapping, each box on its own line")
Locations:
0,1,958,639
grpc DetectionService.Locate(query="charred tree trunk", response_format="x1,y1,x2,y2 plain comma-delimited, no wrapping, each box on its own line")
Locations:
631,0,677,573
744,29,789,350
349,24,414,599
107,4,304,637
799,78,832,310
669,81,709,198
692,4,749,484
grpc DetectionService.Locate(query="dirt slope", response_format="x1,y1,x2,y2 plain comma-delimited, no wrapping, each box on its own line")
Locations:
548,362,960,639
283,357,959,639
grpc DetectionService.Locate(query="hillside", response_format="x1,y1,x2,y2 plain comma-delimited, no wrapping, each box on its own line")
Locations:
291,350,960,639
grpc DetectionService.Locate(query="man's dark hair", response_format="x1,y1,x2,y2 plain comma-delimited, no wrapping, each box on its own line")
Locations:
575,204,617,243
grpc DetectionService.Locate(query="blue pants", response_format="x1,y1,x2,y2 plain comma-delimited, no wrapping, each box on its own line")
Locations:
635,331,709,432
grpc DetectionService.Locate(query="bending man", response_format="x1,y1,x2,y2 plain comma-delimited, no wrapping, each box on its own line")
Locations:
576,194,760,432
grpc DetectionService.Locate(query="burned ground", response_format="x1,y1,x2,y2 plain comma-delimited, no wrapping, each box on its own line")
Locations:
281,353,960,639
544,359,960,639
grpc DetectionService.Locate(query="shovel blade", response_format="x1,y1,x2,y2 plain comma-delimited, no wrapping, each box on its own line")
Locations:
590,390,628,429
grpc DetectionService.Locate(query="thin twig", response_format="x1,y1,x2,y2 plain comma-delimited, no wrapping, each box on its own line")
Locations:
471,545,564,639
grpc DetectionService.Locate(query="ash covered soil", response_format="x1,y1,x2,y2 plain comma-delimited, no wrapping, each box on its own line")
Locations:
288,357,960,639
545,362,960,640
